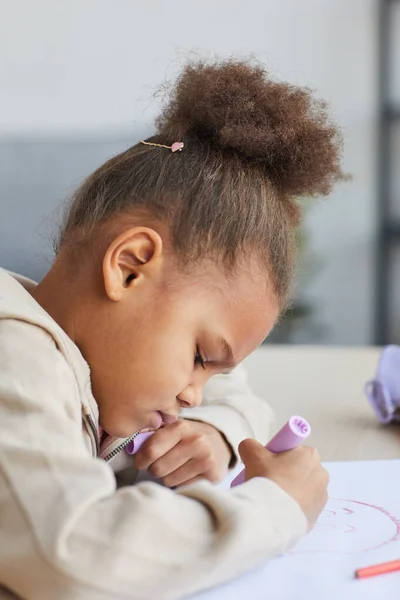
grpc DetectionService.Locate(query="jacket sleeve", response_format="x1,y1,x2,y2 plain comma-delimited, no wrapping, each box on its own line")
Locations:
180,364,275,466
0,321,306,600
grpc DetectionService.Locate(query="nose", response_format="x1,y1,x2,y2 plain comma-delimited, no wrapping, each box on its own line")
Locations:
177,383,203,409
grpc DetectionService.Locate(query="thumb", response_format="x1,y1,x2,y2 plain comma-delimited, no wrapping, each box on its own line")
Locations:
238,438,272,465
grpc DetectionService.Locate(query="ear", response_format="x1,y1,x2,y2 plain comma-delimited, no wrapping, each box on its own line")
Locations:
102,227,163,301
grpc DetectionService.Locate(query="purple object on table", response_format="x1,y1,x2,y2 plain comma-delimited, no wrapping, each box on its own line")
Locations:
125,431,155,455
365,345,400,424
230,415,311,488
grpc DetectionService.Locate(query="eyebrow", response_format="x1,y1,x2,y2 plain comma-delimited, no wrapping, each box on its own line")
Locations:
219,338,236,367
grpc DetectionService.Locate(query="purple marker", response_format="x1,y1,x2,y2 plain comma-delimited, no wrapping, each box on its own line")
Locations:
230,415,311,487
125,431,155,455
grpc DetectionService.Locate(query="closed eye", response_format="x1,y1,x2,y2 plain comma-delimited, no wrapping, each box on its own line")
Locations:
195,347,206,370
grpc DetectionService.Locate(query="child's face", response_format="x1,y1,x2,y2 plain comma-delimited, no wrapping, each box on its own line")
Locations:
76,227,279,437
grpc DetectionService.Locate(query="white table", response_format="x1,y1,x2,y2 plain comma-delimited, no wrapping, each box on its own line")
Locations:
243,346,399,461
192,346,400,600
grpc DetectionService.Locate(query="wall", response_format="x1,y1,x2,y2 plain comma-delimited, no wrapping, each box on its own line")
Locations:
0,0,379,344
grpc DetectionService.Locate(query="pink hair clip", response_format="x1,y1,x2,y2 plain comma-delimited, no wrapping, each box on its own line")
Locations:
140,140,184,152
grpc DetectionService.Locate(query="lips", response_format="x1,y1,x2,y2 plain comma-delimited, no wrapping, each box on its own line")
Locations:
159,412,178,425
147,411,178,431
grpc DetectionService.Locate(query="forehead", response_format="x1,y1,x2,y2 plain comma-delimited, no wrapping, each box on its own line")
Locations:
160,252,280,359
221,268,279,356
185,260,279,361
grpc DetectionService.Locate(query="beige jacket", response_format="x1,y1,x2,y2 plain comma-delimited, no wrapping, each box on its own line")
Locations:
0,268,306,600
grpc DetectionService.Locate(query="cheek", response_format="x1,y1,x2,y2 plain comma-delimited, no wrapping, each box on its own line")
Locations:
97,305,195,403
111,338,186,400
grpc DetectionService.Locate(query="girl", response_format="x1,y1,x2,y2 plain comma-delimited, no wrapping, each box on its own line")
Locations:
0,59,343,600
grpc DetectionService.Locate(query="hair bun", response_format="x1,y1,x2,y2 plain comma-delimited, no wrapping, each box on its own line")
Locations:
156,58,345,199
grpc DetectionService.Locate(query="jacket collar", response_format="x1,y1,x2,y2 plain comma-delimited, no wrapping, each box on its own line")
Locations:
0,268,99,424
0,268,139,459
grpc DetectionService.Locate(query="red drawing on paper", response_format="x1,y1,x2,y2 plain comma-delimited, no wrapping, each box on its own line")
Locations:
289,498,400,555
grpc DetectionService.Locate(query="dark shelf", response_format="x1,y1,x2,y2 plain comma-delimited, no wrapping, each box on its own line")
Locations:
383,105,400,121
374,0,400,345
383,222,400,239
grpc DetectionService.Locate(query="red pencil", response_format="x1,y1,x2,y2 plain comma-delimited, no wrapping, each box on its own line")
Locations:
355,559,400,579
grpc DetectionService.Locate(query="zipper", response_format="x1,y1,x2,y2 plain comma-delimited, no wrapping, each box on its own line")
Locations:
103,431,141,462
83,404,142,462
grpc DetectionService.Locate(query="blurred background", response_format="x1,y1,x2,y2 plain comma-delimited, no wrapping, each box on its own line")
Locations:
0,0,399,346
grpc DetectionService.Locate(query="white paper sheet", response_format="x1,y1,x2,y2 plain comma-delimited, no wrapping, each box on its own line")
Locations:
190,460,400,600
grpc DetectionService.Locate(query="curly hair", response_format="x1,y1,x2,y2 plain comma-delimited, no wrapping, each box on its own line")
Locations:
58,58,345,302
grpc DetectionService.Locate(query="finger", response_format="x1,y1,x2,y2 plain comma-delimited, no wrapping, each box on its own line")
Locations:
238,438,273,465
147,442,196,479
175,475,204,488
162,459,204,488
134,424,184,470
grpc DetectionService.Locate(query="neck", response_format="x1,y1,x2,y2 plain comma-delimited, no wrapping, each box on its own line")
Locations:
31,262,78,343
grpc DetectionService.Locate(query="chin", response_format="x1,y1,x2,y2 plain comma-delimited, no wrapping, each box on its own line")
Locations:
101,418,141,439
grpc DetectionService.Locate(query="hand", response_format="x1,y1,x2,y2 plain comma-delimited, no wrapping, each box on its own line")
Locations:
134,419,233,487
239,439,329,530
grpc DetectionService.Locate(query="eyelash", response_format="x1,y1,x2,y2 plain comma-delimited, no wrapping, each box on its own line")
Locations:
195,347,206,370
